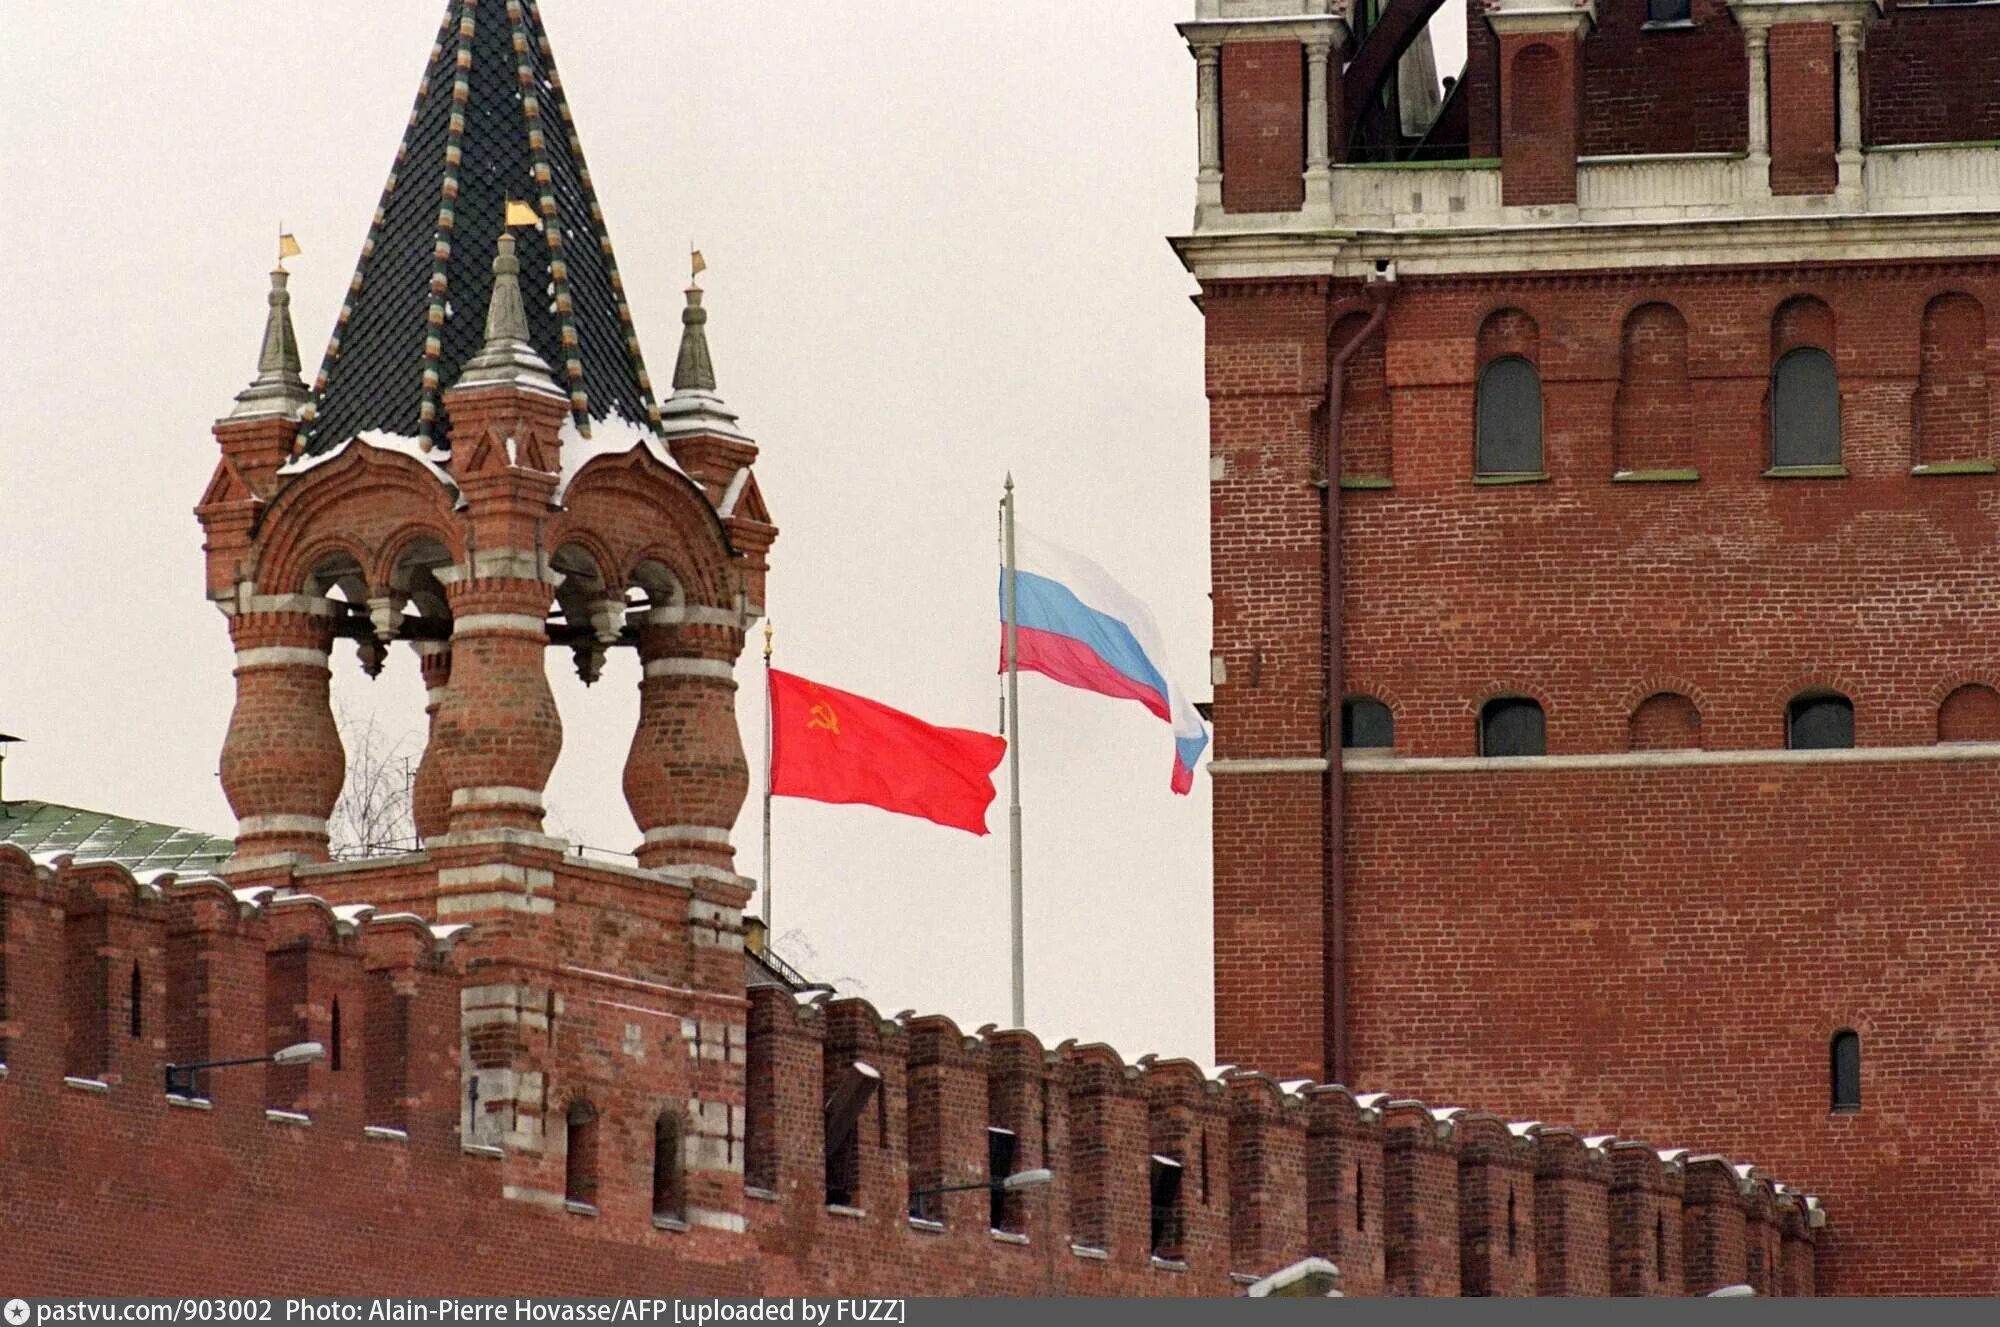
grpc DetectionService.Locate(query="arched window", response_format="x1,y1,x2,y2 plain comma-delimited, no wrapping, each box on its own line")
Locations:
565,1100,600,1209
1938,683,2000,743
129,962,143,1040
1342,696,1395,749
1647,0,1692,22
1629,692,1701,751
1787,692,1854,751
1830,1030,1860,1112
1771,348,1841,469
1477,357,1544,476
1480,698,1546,757
653,1111,686,1224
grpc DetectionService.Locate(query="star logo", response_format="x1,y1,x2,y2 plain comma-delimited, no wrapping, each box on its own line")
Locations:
807,702,840,736
6,1299,31,1326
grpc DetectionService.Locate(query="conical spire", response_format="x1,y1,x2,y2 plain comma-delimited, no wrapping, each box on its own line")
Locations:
672,285,716,392
301,0,660,451
229,268,310,419
453,233,560,397
659,284,749,443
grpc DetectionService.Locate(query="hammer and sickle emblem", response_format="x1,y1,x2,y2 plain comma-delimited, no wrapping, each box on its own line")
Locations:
807,701,840,735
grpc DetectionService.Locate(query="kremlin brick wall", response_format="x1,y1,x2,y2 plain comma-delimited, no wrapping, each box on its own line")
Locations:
0,847,1821,1297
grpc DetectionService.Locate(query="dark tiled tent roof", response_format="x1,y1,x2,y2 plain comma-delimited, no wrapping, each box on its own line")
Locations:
0,801,232,875
302,0,660,453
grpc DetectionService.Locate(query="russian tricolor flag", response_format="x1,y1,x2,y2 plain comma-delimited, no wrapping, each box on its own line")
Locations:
999,528,1210,794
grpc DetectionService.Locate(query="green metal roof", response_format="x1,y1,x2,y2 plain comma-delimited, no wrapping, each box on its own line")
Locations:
0,800,232,875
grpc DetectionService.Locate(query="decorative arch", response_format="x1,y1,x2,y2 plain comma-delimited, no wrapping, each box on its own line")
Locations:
1628,692,1701,752
1938,683,2000,742
1614,302,1693,475
1916,292,1989,468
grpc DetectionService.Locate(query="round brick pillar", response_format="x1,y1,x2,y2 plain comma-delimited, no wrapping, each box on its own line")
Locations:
624,619,748,872
219,606,344,866
429,576,562,835
410,641,453,842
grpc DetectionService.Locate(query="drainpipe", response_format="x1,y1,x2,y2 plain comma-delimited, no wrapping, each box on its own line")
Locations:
1321,282,1392,1086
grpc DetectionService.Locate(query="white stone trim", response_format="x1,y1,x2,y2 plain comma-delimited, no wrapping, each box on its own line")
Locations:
425,827,571,854
660,863,755,889
640,604,742,629
438,890,555,917
234,646,329,671
439,863,555,889
235,814,329,838
236,593,337,618
644,825,732,845
220,851,312,875
469,547,560,584
1178,14,1349,44
1486,1,1597,38
454,613,547,637
450,786,546,812
685,1207,748,1234
1344,742,2000,775
643,657,736,680
1208,756,1330,775
1726,0,1880,31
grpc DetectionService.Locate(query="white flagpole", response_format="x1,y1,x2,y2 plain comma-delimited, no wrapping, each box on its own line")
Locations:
1003,474,1024,1028
762,619,774,930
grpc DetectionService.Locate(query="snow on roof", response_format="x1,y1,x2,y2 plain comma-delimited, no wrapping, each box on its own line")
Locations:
277,430,461,499
1657,1148,1690,1163
232,885,276,906
554,414,686,503
1353,1092,1390,1109
428,922,471,942
1583,1133,1617,1150
1508,1120,1541,1137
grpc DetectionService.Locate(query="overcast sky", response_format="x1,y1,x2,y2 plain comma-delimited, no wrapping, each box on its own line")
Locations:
1,1,1467,1066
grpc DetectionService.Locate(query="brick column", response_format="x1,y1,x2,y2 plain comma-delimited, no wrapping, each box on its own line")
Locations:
1681,1157,1749,1295
625,616,748,875
1488,0,1594,208
430,564,561,835
219,602,343,868
1304,1088,1385,1294
1222,1074,1307,1278
410,642,452,843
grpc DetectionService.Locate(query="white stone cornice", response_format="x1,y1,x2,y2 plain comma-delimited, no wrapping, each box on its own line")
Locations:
1485,0,1597,37
1725,0,1881,31
1174,206,2000,280
1194,0,1343,18
1178,13,1350,48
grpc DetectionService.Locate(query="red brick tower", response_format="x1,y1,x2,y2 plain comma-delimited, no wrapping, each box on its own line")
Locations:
1181,0,2000,1293
193,0,775,1244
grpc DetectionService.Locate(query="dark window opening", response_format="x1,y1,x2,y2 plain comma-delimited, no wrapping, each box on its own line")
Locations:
654,1111,686,1223
564,1100,599,1208
1149,1154,1185,1260
1507,1186,1518,1256
823,1059,880,1209
128,963,143,1040
1343,696,1394,749
329,997,342,1071
1655,1212,1667,1276
1355,1164,1366,1232
1771,347,1841,468
1831,1030,1861,1112
1476,356,1544,475
1481,697,1547,757
1199,1130,1210,1205
1788,693,1854,751
988,1126,1019,1232
1646,0,1692,21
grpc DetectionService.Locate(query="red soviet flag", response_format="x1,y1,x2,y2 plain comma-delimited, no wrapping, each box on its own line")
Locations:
769,669,1007,835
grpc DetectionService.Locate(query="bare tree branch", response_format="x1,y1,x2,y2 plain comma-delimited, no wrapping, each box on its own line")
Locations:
329,702,419,859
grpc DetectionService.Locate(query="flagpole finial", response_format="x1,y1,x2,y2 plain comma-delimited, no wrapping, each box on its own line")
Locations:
763,618,773,662
1005,471,1014,493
